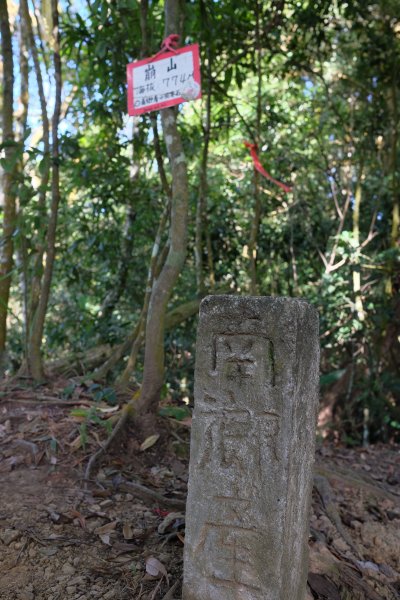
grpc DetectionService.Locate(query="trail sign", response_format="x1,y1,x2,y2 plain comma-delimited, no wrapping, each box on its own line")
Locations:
127,43,201,116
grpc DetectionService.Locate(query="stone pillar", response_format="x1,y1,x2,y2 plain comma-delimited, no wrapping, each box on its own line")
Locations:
182,296,319,600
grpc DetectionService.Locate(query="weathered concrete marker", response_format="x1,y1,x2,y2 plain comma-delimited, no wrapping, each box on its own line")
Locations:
183,296,319,600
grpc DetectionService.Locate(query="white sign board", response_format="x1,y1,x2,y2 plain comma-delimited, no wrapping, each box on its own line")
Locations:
127,44,201,116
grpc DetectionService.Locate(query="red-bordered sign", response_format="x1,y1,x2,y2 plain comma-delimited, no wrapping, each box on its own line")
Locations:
127,43,201,116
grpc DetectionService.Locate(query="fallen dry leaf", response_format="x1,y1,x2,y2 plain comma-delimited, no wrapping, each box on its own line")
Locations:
94,521,118,535
140,434,160,452
122,522,134,540
145,556,168,579
69,434,82,450
97,405,120,414
99,533,111,545
70,509,86,529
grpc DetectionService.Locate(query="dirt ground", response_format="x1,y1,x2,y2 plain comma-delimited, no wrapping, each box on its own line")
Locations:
0,383,399,600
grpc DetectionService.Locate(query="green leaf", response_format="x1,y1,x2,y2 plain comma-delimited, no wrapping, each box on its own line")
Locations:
70,408,89,418
224,67,233,91
95,40,108,59
159,406,191,421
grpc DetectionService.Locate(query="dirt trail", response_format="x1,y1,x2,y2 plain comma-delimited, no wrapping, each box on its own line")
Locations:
1,394,399,599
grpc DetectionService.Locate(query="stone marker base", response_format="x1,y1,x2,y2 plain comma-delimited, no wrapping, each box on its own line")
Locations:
183,296,319,600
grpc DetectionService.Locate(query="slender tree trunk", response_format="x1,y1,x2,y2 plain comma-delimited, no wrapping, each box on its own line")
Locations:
205,220,215,290
116,201,170,387
0,0,16,372
20,0,51,376
195,42,211,297
352,171,365,322
137,0,189,416
386,80,399,296
248,1,262,295
289,206,299,295
16,6,29,141
248,169,261,294
28,0,62,379
112,0,174,387
15,2,30,357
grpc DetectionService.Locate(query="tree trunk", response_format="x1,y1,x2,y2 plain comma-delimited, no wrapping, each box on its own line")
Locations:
15,2,30,356
137,0,188,417
195,41,211,297
27,0,62,380
248,1,262,295
386,80,399,296
248,169,261,294
352,172,365,322
116,200,170,387
0,0,16,373
20,0,51,375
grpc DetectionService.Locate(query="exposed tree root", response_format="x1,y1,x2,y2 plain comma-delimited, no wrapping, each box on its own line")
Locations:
314,473,361,557
84,403,133,486
316,464,400,504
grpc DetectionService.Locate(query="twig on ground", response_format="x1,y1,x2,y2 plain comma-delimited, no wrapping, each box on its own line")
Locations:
149,576,164,600
104,478,186,510
5,397,95,406
160,579,180,600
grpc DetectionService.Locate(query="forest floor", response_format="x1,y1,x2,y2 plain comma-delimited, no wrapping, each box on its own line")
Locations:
0,379,399,600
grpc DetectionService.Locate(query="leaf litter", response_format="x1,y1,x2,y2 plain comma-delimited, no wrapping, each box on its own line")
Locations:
0,379,399,599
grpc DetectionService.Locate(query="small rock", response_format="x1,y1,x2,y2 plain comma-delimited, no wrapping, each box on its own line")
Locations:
62,563,75,575
158,552,170,563
0,528,21,545
66,586,76,595
357,560,380,573
332,538,350,553
387,510,400,521
132,527,144,537
86,519,105,532
379,563,398,580
70,575,86,586
125,493,133,501
19,593,34,600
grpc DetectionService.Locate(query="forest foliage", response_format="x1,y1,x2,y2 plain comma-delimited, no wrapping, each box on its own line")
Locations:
0,0,399,444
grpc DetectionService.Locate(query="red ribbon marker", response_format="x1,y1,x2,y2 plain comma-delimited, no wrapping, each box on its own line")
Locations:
152,34,180,60
161,34,180,52
244,141,293,194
